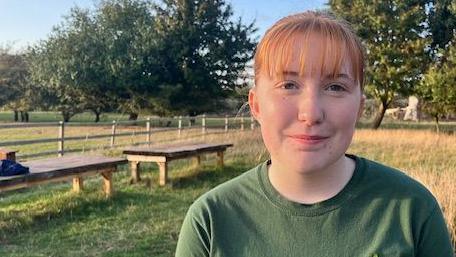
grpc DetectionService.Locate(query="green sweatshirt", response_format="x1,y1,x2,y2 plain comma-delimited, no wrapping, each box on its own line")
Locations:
176,155,454,257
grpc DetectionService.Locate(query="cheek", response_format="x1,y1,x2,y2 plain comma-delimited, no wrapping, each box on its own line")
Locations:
258,94,296,123
260,123,283,158
257,95,296,151
327,100,361,133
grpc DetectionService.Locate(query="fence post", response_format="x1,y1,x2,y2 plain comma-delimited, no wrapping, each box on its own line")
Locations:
250,116,255,130
110,120,117,147
241,115,244,131
58,121,64,157
224,115,228,133
146,117,151,145
178,116,182,137
202,114,206,135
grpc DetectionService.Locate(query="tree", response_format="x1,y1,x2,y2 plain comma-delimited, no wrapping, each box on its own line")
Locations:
0,48,16,108
27,0,257,120
428,0,456,52
419,4,456,133
153,0,257,116
27,6,119,122
95,0,159,120
330,0,430,128
27,20,88,122
27,0,163,121
0,47,39,122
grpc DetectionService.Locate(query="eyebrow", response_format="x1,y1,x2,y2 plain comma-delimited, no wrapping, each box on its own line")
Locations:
282,71,354,81
325,73,354,81
282,71,299,76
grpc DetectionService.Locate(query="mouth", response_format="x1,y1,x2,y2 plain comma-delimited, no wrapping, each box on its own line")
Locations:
288,134,330,145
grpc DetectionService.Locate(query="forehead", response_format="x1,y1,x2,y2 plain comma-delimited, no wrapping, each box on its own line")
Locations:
255,26,363,86
287,34,354,78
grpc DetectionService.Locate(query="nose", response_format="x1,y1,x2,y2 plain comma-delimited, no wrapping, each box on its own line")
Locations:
297,91,325,126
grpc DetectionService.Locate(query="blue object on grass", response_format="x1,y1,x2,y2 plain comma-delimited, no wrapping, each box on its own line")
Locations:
0,159,30,176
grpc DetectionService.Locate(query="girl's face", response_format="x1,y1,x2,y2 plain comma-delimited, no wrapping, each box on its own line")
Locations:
249,38,364,175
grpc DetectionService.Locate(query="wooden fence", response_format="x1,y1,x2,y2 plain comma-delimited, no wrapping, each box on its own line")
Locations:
0,115,256,160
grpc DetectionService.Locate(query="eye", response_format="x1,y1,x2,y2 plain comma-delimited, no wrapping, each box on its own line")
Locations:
279,81,299,90
325,83,346,92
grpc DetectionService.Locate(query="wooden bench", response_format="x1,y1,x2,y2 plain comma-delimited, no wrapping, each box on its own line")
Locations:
0,155,128,197
123,143,233,186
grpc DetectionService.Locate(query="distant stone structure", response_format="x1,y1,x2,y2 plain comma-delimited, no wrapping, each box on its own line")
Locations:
403,96,419,121
385,107,403,120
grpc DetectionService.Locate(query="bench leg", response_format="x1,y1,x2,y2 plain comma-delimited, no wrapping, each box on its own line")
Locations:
72,177,84,193
217,151,224,168
101,170,113,197
193,155,201,167
130,161,141,183
158,162,168,186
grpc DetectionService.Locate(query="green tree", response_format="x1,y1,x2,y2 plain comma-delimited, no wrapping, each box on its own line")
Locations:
28,0,256,120
0,48,16,108
419,44,456,132
27,13,90,122
419,4,456,132
331,0,430,128
28,6,120,122
95,0,159,120
0,47,40,122
153,0,257,116
28,0,162,121
428,0,456,52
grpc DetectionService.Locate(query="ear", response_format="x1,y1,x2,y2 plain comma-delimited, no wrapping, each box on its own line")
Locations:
248,89,261,123
357,94,366,121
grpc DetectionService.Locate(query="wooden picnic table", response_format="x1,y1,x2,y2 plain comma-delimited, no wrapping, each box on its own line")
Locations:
123,143,233,186
0,155,127,197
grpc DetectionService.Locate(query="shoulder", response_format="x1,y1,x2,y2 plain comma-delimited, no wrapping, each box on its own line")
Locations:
187,162,265,216
358,156,439,211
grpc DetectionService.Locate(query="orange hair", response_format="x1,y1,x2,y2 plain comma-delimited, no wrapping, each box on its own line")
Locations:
254,11,365,89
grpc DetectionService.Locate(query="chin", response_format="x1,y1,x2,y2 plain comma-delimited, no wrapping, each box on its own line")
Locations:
279,151,342,174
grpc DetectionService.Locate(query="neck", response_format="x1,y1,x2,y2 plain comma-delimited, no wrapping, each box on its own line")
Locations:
268,155,355,204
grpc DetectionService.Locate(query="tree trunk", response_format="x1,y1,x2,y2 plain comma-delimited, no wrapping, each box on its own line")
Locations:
189,111,197,126
25,112,29,122
434,115,440,133
13,111,18,122
20,111,25,122
371,101,388,129
92,110,101,123
62,111,71,122
128,113,138,121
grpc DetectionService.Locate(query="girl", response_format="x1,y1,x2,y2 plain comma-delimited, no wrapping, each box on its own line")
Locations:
175,11,454,257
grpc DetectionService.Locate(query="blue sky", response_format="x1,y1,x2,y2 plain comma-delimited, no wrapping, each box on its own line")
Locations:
0,0,327,52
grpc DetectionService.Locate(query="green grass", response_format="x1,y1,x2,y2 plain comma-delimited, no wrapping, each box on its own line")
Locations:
0,111,135,123
0,111,255,127
0,157,254,257
0,131,265,256
358,118,456,133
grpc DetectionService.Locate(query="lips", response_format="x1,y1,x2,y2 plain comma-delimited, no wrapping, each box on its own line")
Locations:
288,134,330,145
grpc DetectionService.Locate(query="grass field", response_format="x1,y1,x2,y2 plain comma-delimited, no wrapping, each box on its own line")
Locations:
0,111,133,123
1,111,455,132
0,128,455,256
